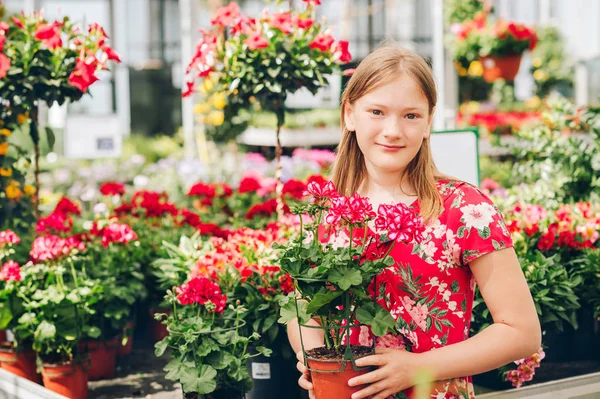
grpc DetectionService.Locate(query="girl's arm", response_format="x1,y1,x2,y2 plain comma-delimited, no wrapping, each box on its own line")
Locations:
287,317,325,353
349,247,541,399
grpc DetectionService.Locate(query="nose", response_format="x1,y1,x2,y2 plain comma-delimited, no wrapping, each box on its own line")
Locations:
381,116,403,140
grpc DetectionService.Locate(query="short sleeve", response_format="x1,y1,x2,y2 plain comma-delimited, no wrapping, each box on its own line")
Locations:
443,182,513,266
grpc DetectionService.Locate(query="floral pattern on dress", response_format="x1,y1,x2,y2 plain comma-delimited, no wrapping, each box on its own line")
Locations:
352,180,513,399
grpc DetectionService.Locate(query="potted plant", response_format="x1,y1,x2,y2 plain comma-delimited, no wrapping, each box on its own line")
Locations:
155,275,271,399
183,0,351,216
276,179,425,398
453,12,537,82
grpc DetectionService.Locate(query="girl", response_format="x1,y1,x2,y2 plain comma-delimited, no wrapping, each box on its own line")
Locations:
287,46,541,399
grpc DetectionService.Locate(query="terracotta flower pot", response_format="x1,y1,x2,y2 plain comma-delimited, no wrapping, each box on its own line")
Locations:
306,357,372,399
42,357,90,399
480,54,522,83
80,337,118,380
117,320,136,357
0,344,41,383
149,307,170,342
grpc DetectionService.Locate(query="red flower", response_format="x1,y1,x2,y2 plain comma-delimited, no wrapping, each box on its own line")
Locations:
100,182,126,196
246,198,286,220
279,273,294,294
481,178,500,191
305,179,338,201
309,33,335,52
36,213,73,235
0,230,20,246
325,196,352,225
175,276,227,313
198,222,229,239
270,12,293,34
342,68,356,76
0,35,5,52
0,53,10,79
187,182,216,198
35,22,62,49
537,231,555,251
232,16,256,35
282,179,307,200
102,45,121,62
347,193,376,224
182,81,195,98
294,17,314,30
54,197,81,216
0,261,21,281
244,30,269,50
239,176,261,193
333,40,352,63
302,0,321,5
211,2,241,27
101,223,138,248
12,17,24,29
375,203,425,243
179,208,202,228
215,183,233,197
30,235,86,263
88,22,108,38
68,57,99,92
524,223,539,237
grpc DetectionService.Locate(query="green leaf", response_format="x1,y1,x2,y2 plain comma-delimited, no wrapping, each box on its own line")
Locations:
279,299,310,325
305,290,343,314
356,302,395,336
180,365,217,394
154,339,168,357
35,321,56,342
328,266,362,290
45,127,55,151
478,226,491,239
87,326,101,339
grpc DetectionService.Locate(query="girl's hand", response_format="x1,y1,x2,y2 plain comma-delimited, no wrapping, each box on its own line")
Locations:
348,347,420,399
296,350,315,399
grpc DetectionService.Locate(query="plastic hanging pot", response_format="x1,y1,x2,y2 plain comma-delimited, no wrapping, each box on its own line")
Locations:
0,344,41,383
117,320,136,357
480,54,523,83
79,336,119,380
42,356,90,399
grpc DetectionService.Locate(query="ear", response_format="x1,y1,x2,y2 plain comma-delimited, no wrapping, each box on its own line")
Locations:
343,101,356,132
424,106,436,139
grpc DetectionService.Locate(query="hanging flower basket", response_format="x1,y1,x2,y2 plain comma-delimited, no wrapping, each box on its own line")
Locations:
480,54,523,83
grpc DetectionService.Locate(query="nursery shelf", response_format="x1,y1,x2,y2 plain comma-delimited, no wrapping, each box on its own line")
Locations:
0,369,66,399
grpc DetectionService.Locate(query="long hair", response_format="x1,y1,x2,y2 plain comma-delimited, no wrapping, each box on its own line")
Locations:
331,45,452,222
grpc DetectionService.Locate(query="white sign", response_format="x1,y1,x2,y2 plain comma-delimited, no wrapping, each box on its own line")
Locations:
251,362,271,380
285,74,342,109
64,115,122,159
430,129,480,187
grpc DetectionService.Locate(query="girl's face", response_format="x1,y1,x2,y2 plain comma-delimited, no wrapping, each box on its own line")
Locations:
344,74,434,178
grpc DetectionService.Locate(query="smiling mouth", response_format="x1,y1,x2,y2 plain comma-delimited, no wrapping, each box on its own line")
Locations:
376,143,405,150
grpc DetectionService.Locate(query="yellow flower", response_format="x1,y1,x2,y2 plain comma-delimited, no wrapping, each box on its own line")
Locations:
207,110,225,126
194,102,212,115
467,60,483,77
533,69,548,82
0,142,8,156
458,66,467,77
203,78,214,93
6,184,22,199
532,58,542,68
0,167,12,177
24,184,36,196
209,92,227,110
0,129,11,137
17,114,29,124
525,96,541,109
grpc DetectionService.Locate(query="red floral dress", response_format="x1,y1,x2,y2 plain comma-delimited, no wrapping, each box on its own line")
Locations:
353,180,513,399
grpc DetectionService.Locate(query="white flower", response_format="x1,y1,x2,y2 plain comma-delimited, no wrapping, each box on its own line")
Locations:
427,277,440,288
432,334,442,346
448,301,457,311
428,219,447,239
420,241,437,259
442,290,452,302
460,202,496,230
454,311,465,319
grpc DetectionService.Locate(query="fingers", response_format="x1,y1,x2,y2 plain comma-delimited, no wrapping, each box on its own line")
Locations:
348,368,384,386
354,354,386,368
298,371,313,391
351,381,386,399
297,361,307,374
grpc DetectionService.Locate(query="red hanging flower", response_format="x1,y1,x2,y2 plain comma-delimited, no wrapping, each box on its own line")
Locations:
0,260,21,281
100,182,126,196
35,22,63,49
68,57,99,92
294,16,314,30
375,203,425,243
302,0,322,5
309,33,335,52
270,12,293,34
333,40,352,63
0,230,20,246
244,30,269,50
211,2,242,27
0,53,10,79
175,276,227,313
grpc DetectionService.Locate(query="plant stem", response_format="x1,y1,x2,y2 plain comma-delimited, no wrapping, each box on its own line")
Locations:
274,106,285,220
319,316,332,349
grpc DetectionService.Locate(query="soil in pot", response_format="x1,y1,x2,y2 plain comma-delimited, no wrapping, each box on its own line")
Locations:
305,345,373,399
42,356,90,399
0,342,41,383
80,336,119,380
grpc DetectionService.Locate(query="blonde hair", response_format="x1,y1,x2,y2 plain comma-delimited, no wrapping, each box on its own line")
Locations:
332,45,452,222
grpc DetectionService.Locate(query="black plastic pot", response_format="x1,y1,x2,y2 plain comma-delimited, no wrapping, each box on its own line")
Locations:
568,307,600,361
245,347,301,399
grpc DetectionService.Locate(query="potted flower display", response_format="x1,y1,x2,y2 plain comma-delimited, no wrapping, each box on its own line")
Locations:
276,179,425,398
453,12,537,82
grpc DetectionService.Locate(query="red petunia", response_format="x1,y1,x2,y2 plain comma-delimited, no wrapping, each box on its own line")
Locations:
100,182,126,196
68,57,99,92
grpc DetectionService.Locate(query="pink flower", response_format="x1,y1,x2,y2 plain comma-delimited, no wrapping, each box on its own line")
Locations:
12,17,24,29
309,33,335,52
211,2,242,27
35,22,62,49
30,235,86,263
88,22,108,38
36,213,73,234
375,203,425,243
347,193,376,224
101,223,138,248
302,0,321,5
304,179,338,200
68,57,99,92
294,17,314,30
176,276,227,313
0,53,10,79
244,30,268,50
333,40,352,63
102,45,121,62
270,12,293,34
0,261,21,281
481,178,500,191
325,196,351,225
100,182,126,196
257,178,277,197
232,16,256,35
0,230,20,246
